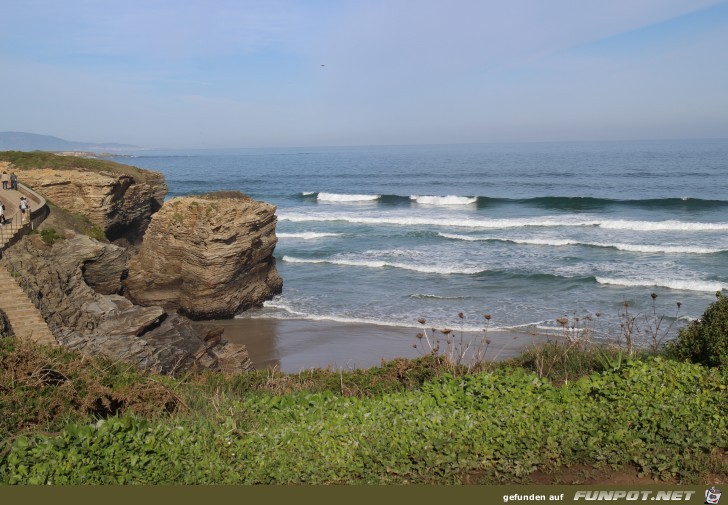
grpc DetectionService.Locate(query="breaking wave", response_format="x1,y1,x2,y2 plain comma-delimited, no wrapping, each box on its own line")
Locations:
279,212,728,232
281,255,484,275
277,232,342,239
410,195,478,205
316,192,381,202
595,277,727,292
437,233,724,254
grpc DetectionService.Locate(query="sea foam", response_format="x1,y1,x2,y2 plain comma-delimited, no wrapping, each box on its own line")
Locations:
598,219,728,232
260,299,500,332
277,232,342,239
280,212,728,232
279,212,599,228
282,255,484,275
410,195,477,205
437,233,723,254
317,192,381,202
595,277,727,292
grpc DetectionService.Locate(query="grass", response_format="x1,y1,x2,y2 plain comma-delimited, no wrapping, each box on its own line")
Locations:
0,151,155,184
0,336,725,485
35,202,107,242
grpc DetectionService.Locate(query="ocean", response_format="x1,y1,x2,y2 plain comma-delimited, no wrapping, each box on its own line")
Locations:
122,139,728,350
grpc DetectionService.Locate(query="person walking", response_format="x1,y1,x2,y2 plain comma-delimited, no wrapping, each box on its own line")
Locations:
1,172,9,190
19,196,29,224
10,172,17,190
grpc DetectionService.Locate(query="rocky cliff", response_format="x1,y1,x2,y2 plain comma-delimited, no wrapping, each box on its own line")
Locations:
10,165,166,244
124,191,282,319
1,234,252,374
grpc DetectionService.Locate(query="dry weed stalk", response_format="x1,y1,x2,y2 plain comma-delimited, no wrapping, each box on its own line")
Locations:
414,313,496,375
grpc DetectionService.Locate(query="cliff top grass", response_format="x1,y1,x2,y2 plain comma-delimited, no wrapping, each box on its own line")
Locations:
0,150,157,184
201,190,251,200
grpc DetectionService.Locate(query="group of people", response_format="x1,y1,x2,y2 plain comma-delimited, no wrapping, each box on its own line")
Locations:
0,196,29,226
1,171,18,191
0,170,30,226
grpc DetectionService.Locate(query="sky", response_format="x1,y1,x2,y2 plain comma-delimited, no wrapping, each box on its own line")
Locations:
1,0,727,148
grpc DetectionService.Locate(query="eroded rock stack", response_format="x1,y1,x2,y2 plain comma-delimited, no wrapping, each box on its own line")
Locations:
124,191,282,319
12,166,166,243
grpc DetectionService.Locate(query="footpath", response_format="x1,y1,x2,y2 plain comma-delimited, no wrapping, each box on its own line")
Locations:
0,183,57,346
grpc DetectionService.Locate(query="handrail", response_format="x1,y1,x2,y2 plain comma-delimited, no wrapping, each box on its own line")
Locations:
4,258,44,314
0,181,50,255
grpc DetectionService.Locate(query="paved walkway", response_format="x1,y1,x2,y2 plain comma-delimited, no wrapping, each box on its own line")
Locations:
0,186,28,246
0,185,57,345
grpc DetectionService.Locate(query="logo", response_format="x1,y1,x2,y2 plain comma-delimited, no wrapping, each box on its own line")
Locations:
706,488,722,505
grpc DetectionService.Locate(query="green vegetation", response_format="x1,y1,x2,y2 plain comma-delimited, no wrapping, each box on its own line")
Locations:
667,292,728,368
202,190,249,200
0,151,153,183
39,228,64,246
0,336,725,485
37,202,107,242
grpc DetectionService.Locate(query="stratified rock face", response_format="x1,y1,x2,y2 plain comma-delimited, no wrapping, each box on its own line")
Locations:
1,235,252,374
13,167,166,243
124,192,282,319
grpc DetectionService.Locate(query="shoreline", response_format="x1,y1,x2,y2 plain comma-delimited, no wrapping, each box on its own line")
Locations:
198,317,555,373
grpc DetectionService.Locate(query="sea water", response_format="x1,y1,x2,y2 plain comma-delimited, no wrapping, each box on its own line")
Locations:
122,139,728,341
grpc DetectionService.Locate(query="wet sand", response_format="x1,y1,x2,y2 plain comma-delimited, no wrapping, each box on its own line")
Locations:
197,317,554,373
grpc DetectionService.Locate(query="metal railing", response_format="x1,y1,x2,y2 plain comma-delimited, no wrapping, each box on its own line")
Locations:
0,182,49,257
4,259,44,314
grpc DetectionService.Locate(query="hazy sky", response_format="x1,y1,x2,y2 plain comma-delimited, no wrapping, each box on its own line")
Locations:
1,0,727,148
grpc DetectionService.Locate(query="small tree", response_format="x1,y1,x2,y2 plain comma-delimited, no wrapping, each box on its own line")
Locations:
667,292,728,368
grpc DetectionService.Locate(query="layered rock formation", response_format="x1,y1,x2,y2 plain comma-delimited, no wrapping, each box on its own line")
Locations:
11,166,166,243
124,191,282,319
1,235,252,374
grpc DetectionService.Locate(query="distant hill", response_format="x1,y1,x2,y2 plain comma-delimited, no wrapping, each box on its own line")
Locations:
0,131,138,152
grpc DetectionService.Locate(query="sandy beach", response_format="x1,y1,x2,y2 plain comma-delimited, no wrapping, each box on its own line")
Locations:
197,317,554,373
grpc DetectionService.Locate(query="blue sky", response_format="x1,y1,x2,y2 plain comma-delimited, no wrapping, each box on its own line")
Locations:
1,0,727,148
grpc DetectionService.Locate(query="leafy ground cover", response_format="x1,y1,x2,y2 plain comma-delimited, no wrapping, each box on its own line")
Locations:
0,337,725,484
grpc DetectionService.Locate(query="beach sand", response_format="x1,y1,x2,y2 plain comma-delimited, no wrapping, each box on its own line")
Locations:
196,317,554,373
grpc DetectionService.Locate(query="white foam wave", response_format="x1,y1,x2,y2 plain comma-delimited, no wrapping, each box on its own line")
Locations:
259,300,502,332
282,255,483,275
599,220,728,232
409,294,469,300
437,233,723,254
302,191,316,196
277,232,341,239
279,212,598,229
317,192,381,202
596,277,727,292
607,243,722,254
411,195,477,205
279,212,728,232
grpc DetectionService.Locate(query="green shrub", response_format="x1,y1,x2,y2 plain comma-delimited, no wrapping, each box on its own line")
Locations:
667,292,728,368
39,228,64,246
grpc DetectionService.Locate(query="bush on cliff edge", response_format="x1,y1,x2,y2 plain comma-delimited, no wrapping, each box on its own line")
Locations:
667,292,728,368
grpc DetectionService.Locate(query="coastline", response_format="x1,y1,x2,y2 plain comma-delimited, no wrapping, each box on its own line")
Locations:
200,317,554,373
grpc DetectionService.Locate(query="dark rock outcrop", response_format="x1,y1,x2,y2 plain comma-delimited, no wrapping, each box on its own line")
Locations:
0,309,14,338
1,235,252,373
124,192,282,319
